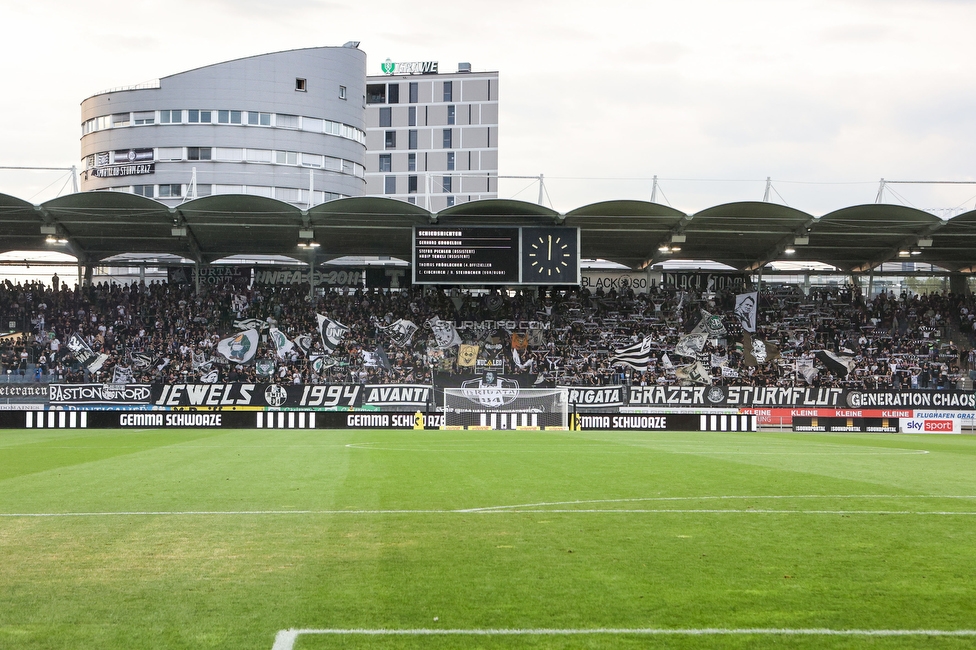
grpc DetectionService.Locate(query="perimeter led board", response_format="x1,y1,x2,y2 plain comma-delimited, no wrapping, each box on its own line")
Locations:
414,227,520,284
413,227,580,285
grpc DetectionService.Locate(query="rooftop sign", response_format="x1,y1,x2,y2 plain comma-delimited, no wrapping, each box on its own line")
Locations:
380,59,438,75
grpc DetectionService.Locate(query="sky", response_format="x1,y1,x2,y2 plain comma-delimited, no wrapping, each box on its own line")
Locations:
1,0,976,216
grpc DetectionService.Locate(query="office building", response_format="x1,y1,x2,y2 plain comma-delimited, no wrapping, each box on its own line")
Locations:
364,61,498,210
79,46,367,207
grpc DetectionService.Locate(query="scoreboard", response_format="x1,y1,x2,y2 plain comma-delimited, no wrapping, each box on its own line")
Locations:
413,226,580,285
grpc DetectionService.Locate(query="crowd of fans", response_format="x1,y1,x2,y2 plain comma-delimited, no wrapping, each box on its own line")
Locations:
0,273,972,391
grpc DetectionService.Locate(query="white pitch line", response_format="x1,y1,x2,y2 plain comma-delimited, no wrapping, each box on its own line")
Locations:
3,508,976,517
272,627,976,649
457,494,976,512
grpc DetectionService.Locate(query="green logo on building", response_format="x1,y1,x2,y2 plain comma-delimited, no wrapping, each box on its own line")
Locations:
381,59,396,74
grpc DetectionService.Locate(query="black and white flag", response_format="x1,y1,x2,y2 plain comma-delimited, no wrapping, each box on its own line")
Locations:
112,365,133,384
129,351,157,371
294,334,313,356
609,336,653,371
426,316,462,349
734,292,758,333
233,318,268,332
674,333,707,359
814,350,853,378
377,318,418,347
66,333,108,373
317,314,350,354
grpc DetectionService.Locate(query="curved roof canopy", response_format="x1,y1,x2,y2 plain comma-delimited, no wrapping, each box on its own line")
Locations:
0,191,974,272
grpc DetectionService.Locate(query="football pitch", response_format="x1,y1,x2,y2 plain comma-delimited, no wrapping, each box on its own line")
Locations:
1,427,974,649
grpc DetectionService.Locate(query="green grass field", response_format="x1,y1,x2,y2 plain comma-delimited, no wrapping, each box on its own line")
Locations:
1,427,975,649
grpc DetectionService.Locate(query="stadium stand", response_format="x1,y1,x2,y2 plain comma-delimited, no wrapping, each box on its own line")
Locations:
0,277,971,390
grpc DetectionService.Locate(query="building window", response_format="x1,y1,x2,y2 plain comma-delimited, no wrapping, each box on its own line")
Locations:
408,196,417,205
366,84,386,104
384,176,396,194
447,105,455,125
379,154,392,172
408,130,418,150
296,78,307,91
339,85,346,100
245,148,272,163
187,109,212,123
443,129,452,148
217,110,243,124
408,106,416,127
187,147,212,161
158,184,182,198
133,111,154,125
275,151,299,165
276,114,299,129
408,153,416,171
388,83,400,104
442,176,452,193
132,185,153,198
248,112,272,126
408,175,418,194
112,113,130,127
447,152,455,171
159,110,182,124
446,196,455,207
385,131,396,149
409,82,419,103
379,107,392,128
443,81,453,102
301,153,324,168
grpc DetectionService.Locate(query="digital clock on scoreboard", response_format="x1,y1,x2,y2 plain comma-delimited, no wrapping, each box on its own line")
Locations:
520,227,580,285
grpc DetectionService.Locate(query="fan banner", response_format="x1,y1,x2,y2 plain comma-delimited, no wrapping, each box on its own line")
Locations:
38,384,976,412
561,385,627,408
150,383,362,409
662,272,748,293
432,371,553,407
734,292,759,332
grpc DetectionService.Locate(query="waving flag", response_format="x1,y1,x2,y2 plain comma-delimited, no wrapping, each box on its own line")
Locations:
217,329,259,364
317,314,350,354
269,327,295,359
609,336,653,371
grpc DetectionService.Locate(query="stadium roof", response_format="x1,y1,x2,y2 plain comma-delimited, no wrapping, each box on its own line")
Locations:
1,192,973,272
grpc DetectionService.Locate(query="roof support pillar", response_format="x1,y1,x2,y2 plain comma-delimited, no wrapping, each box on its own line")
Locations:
949,273,969,297
194,261,201,296
307,247,318,303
